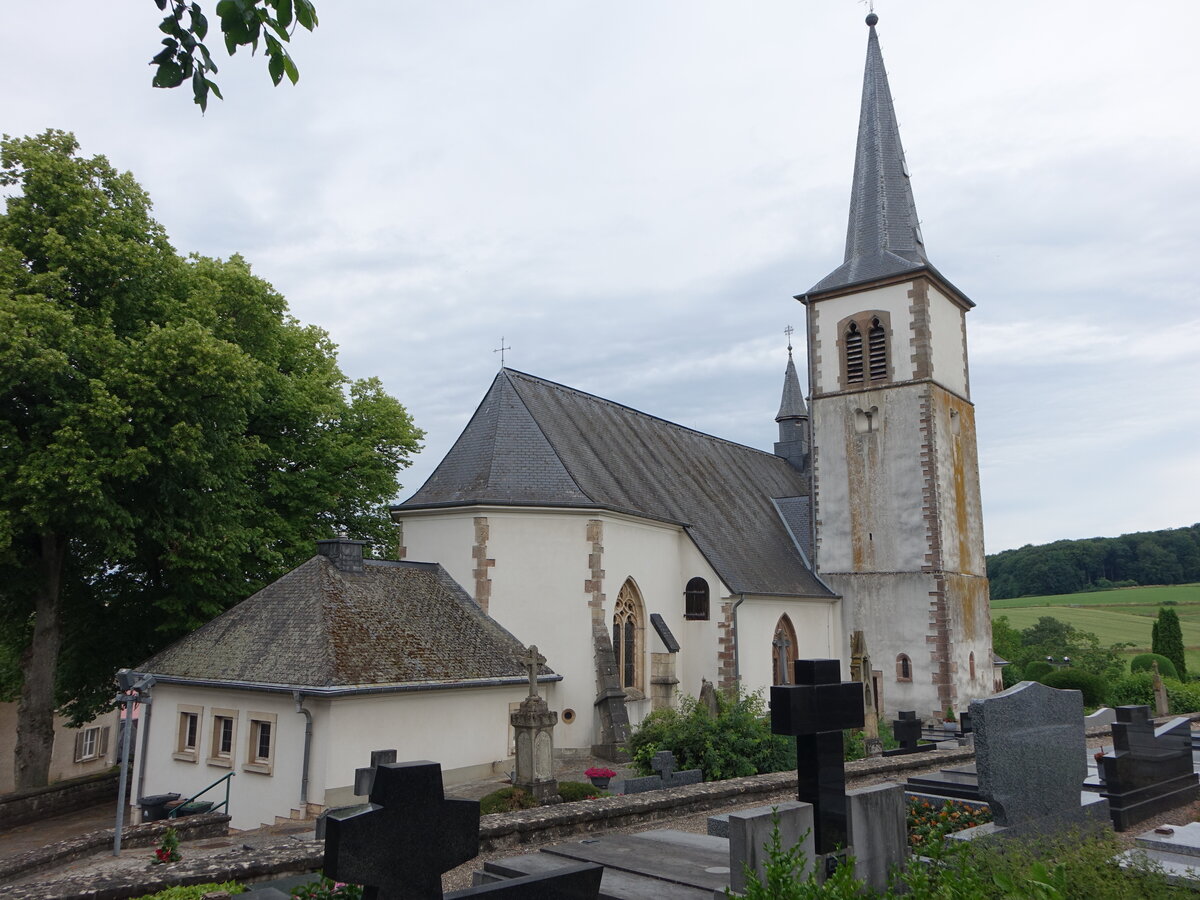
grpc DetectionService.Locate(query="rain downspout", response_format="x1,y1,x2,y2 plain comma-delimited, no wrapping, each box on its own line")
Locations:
293,691,312,807
732,594,746,686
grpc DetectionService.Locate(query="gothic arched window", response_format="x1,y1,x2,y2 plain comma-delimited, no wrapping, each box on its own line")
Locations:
772,615,799,685
613,580,645,692
684,577,709,620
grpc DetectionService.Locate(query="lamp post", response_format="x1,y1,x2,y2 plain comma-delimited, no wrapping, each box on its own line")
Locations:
113,669,154,856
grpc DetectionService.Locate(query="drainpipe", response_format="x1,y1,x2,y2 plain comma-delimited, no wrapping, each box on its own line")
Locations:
731,594,746,687
293,691,313,807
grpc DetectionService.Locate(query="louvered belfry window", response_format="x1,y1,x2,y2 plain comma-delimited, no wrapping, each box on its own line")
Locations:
841,312,890,388
868,317,887,381
845,322,864,384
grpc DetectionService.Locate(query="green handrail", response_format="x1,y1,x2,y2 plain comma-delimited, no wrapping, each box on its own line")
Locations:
168,770,235,818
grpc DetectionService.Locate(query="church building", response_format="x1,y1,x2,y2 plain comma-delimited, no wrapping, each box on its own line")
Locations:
394,13,995,747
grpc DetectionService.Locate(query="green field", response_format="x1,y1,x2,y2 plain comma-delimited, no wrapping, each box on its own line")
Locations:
991,583,1200,672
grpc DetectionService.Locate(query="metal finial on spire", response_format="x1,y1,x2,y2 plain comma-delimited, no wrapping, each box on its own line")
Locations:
493,336,512,368
784,325,795,358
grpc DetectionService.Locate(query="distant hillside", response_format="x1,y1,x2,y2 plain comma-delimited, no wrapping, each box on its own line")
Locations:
986,524,1200,600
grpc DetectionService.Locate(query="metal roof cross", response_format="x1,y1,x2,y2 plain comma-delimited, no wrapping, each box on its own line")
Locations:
493,336,512,367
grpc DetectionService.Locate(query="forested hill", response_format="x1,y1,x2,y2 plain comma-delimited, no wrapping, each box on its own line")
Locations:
986,524,1200,599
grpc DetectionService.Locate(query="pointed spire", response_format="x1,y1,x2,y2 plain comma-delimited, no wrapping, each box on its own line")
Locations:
774,331,809,472
776,350,808,423
809,13,929,294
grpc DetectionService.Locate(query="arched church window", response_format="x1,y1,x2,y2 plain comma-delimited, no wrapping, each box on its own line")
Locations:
684,577,709,620
969,651,976,681
896,653,912,682
613,580,644,692
772,615,799,685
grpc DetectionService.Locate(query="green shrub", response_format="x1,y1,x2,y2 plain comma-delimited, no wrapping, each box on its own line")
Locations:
1040,669,1108,706
479,786,537,815
557,781,602,803
630,689,793,781
1130,653,1179,680
1165,680,1200,714
842,720,900,762
1001,664,1024,688
1108,672,1155,707
291,879,363,899
133,884,246,900
1023,660,1053,681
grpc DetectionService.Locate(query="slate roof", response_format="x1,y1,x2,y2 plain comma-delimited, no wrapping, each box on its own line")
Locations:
809,16,930,295
398,369,832,598
776,354,808,421
140,556,553,691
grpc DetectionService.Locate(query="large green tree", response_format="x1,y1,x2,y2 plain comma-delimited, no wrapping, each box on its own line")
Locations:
0,130,421,788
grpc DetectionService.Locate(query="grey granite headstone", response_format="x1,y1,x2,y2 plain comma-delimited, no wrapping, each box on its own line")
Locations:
971,681,1085,827
614,750,702,794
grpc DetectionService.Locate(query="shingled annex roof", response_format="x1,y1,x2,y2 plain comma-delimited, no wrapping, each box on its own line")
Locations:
140,556,555,692
397,369,831,598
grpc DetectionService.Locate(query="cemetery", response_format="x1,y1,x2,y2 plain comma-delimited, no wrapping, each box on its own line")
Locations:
8,668,1200,899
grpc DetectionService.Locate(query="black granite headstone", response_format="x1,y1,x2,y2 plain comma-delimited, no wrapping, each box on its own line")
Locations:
770,659,864,854
324,760,602,899
883,710,925,757
1101,705,1200,831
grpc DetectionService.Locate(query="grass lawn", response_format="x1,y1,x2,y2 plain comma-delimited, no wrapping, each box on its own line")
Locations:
991,583,1200,609
992,584,1200,670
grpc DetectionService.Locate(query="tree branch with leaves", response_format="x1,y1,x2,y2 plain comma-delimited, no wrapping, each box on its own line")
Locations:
151,0,318,111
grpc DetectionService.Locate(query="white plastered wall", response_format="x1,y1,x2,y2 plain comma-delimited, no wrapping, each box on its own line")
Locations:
735,596,842,695
136,684,305,830
398,507,727,746
926,284,969,398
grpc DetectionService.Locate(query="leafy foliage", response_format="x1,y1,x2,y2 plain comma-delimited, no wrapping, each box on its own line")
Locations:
479,787,537,815
842,720,899,762
557,781,603,803
1152,607,1187,679
630,689,793,781
1130,653,1179,680
987,525,1200,599
1024,661,1054,681
290,879,362,900
132,883,246,900
1107,672,1156,707
1039,669,1108,706
0,131,422,786
906,798,991,850
151,0,319,111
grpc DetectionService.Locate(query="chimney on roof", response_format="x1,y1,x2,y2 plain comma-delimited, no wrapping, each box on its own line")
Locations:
316,532,366,574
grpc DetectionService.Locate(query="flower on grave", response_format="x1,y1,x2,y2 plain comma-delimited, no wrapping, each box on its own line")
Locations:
585,767,616,779
151,826,182,864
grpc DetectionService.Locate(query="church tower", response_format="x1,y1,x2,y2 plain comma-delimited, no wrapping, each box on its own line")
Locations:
799,14,993,718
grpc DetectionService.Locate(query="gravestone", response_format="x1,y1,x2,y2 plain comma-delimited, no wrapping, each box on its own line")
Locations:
699,678,720,717
883,711,927,757
771,658,864,854
1100,705,1199,831
615,749,702,794
1153,663,1170,717
510,645,559,803
949,681,1108,842
325,760,601,899
850,631,882,757
356,748,398,796
727,801,815,892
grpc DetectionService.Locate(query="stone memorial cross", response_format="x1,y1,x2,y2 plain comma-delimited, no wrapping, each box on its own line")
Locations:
771,659,865,854
523,644,546,699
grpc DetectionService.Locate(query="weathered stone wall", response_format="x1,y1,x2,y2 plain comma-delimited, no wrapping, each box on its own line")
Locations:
0,769,118,829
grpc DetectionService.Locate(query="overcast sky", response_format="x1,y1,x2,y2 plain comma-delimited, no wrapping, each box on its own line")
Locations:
3,2,1197,554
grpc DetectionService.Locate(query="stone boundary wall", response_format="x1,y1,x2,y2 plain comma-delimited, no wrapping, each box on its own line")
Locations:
0,770,119,828
0,812,230,888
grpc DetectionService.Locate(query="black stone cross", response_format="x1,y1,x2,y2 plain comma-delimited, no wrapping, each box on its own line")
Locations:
651,750,676,781
770,659,864,854
893,711,921,752
325,761,479,899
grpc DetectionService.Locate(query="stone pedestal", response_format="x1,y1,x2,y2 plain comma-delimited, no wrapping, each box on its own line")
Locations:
511,695,559,804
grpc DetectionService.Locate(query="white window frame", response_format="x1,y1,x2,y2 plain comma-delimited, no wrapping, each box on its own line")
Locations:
174,705,203,763
74,725,106,762
207,709,238,768
243,711,277,776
